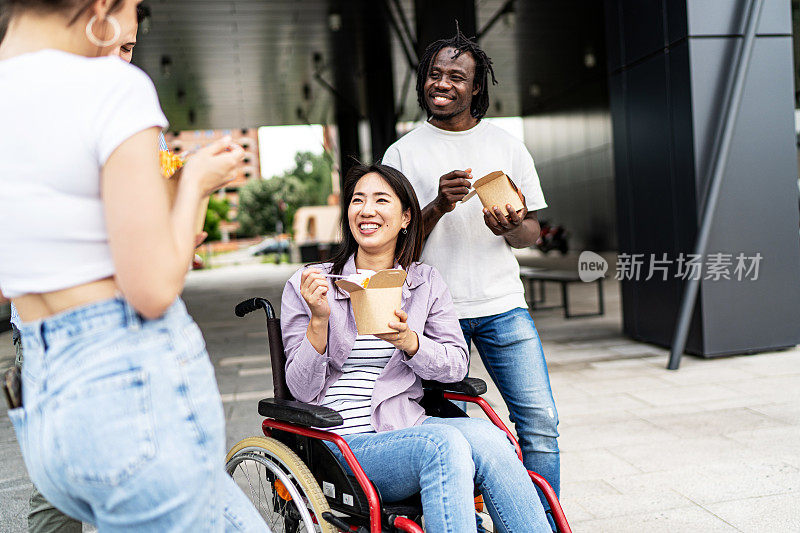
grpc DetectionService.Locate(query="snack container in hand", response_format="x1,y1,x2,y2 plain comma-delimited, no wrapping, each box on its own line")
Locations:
336,269,407,335
461,171,524,216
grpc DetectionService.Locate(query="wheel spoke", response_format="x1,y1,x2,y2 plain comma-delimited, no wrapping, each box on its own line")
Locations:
227,442,328,533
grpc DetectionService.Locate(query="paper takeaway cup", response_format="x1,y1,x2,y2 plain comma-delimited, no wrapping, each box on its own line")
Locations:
336,269,407,335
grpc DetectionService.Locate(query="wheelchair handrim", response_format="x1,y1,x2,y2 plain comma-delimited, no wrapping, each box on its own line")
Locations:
227,447,318,531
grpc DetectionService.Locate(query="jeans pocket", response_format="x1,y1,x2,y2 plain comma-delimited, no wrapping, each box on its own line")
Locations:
54,369,156,487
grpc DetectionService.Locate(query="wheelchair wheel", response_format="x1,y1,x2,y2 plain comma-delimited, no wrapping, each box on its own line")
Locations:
226,436,335,533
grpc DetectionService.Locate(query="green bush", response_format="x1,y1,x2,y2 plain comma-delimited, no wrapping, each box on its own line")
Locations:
203,196,230,241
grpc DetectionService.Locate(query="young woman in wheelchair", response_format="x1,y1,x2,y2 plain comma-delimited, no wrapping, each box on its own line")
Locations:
280,163,551,532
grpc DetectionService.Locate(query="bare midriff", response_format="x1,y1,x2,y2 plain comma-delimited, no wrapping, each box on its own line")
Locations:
11,277,119,322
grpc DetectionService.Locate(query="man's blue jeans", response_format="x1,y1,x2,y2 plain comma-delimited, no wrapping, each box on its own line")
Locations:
460,307,560,513
327,417,550,533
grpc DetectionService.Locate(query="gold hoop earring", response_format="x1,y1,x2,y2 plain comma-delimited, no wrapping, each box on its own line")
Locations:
85,15,121,47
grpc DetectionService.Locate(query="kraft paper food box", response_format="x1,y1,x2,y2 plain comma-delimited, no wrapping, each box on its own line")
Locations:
336,269,407,335
461,170,524,217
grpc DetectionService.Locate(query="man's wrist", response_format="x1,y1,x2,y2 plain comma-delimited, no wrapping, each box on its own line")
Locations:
431,200,447,218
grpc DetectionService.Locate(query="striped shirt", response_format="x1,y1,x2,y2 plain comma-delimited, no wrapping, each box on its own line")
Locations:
320,335,395,435
159,132,169,151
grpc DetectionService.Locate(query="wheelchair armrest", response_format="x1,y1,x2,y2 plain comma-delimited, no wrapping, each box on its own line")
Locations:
258,398,344,428
422,377,487,396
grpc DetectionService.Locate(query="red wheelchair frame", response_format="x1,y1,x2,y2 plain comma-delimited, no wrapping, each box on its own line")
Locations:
236,297,571,533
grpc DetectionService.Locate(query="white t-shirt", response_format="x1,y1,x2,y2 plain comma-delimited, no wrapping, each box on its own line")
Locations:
382,120,547,319
0,50,168,298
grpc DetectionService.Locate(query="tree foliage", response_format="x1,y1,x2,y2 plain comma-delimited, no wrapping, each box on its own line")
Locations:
203,196,230,241
237,150,334,237
290,150,333,206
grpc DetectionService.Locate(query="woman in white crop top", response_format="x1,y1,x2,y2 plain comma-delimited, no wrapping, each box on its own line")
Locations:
0,1,268,531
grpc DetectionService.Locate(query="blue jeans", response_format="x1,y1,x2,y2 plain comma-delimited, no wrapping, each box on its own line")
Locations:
327,417,550,533
8,298,269,532
460,308,560,514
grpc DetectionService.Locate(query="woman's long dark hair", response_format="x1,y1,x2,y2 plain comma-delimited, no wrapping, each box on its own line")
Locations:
327,163,424,277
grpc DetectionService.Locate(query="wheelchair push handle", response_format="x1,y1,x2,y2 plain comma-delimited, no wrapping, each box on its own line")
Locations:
234,298,275,319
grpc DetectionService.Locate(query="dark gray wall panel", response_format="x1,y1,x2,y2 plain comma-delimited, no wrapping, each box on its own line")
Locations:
605,0,800,356
605,0,625,72
620,0,666,65
697,36,800,354
666,1,689,45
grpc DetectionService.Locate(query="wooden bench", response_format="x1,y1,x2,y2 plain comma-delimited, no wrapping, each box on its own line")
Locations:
519,266,605,319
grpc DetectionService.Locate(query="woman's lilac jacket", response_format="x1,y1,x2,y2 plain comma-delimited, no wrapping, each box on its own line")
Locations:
280,254,469,432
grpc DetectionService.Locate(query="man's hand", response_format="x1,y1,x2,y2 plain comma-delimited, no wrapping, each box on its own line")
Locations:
483,189,528,236
375,309,419,356
433,168,473,214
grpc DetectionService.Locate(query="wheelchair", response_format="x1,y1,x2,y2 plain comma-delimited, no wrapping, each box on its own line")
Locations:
225,297,571,533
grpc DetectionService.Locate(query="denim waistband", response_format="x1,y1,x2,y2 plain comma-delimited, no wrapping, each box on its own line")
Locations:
18,297,187,353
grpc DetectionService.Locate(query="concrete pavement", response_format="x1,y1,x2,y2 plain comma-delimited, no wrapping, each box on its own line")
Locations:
0,259,798,532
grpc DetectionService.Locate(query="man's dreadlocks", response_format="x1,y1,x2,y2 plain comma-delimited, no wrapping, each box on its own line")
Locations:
416,28,498,120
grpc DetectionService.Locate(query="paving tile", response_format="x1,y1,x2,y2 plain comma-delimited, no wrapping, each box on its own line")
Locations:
559,410,636,428
559,419,678,452
655,365,755,386
607,436,760,474
625,396,793,420
0,441,28,484
586,356,665,371
608,460,799,505
561,449,641,483
572,506,740,532
555,499,596,522
569,488,696,520
704,493,800,532
607,344,666,357
556,393,651,418
723,426,800,468
0,483,32,532
561,479,622,499
575,366,665,382
627,383,742,407
641,407,790,439
572,375,674,395
751,402,800,425
723,375,800,404
727,351,800,377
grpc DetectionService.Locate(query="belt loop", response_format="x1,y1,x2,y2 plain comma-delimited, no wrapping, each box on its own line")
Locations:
38,322,48,352
123,300,142,331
